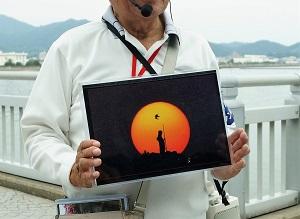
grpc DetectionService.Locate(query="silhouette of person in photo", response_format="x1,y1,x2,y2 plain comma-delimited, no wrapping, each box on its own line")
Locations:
157,130,166,154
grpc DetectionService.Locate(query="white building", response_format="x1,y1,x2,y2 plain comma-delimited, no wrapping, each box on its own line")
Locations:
282,56,299,64
233,55,279,64
0,51,28,66
39,51,47,63
217,56,232,64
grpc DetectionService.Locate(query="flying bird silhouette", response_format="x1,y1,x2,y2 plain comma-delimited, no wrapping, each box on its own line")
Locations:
155,114,160,120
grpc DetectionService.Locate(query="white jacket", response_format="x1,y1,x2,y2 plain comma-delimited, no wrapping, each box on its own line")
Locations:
21,7,221,219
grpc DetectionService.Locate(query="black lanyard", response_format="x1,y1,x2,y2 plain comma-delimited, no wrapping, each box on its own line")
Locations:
214,179,230,206
104,19,158,76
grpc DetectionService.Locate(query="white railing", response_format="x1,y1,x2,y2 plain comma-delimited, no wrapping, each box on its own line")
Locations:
0,71,56,184
0,71,300,218
0,71,37,80
244,106,299,218
221,73,300,218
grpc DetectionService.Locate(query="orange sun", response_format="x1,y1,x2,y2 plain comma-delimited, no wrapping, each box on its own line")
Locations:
131,102,190,154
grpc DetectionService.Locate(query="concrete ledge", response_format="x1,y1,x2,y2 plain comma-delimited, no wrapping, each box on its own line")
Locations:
246,191,299,218
0,171,64,200
253,204,300,219
1,171,300,219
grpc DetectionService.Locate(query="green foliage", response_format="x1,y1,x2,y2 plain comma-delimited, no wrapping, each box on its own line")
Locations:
15,62,23,66
3,60,25,67
25,59,41,67
4,59,14,66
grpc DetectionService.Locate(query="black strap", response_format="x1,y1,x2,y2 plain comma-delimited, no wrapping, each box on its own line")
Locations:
104,20,158,76
214,179,230,206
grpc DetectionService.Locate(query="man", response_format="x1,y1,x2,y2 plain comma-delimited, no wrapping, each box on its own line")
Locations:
21,0,249,218
157,130,166,154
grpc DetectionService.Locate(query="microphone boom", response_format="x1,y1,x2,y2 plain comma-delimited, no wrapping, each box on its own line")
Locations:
141,4,153,17
129,0,153,17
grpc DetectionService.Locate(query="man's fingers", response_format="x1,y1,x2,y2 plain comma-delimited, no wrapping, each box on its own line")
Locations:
78,140,100,152
78,146,101,159
232,159,246,173
233,145,250,162
228,128,243,145
71,139,103,188
231,131,248,153
92,171,100,179
81,171,100,188
79,158,102,171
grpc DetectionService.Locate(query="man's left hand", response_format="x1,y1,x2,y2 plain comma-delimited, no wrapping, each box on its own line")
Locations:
212,128,250,180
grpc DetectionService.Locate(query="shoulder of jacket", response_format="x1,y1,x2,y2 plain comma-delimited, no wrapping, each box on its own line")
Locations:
51,21,107,51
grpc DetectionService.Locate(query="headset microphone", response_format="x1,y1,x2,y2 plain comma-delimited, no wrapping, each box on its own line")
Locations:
129,0,153,17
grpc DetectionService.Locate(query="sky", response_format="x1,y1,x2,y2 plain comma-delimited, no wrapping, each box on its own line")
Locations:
0,0,299,45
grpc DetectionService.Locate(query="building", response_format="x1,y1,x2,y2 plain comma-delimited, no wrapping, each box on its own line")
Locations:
281,56,300,64
233,55,279,64
0,51,28,66
38,51,47,64
217,56,232,64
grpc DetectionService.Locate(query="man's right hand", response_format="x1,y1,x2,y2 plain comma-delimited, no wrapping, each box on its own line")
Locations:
69,140,102,188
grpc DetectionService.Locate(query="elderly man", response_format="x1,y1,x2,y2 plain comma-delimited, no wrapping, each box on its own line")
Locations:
21,0,249,218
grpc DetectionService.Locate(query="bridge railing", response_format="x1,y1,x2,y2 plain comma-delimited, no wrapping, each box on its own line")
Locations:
222,72,300,218
0,71,300,218
0,72,54,184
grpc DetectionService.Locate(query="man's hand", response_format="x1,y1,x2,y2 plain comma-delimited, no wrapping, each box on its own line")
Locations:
212,128,250,180
69,140,102,188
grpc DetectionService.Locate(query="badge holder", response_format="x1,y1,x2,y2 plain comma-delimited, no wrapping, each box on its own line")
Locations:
55,194,144,218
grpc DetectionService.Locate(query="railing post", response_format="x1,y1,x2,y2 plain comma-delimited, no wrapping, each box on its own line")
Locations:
285,84,300,202
221,76,247,219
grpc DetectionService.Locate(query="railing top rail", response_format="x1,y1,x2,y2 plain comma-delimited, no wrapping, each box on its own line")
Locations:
245,105,300,124
221,72,300,88
1,71,300,88
0,71,38,80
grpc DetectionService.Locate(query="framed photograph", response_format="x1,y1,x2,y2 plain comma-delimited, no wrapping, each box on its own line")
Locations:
82,70,231,186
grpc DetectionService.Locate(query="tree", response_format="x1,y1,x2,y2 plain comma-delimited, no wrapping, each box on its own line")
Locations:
25,59,41,67
4,59,15,67
15,62,23,67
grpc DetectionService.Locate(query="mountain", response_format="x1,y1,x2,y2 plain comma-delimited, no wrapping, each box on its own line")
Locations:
17,19,89,55
0,15,299,58
0,15,35,35
210,40,300,58
289,43,300,57
209,42,247,57
0,15,89,56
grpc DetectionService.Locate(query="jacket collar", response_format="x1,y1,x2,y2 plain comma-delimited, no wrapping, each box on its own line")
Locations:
102,6,179,38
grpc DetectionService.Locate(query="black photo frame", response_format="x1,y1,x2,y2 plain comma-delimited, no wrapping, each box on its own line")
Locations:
82,70,231,185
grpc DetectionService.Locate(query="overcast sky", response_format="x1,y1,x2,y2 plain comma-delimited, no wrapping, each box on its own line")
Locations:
0,0,299,45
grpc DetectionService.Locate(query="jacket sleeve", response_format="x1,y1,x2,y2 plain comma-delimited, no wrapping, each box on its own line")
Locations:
21,41,80,195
